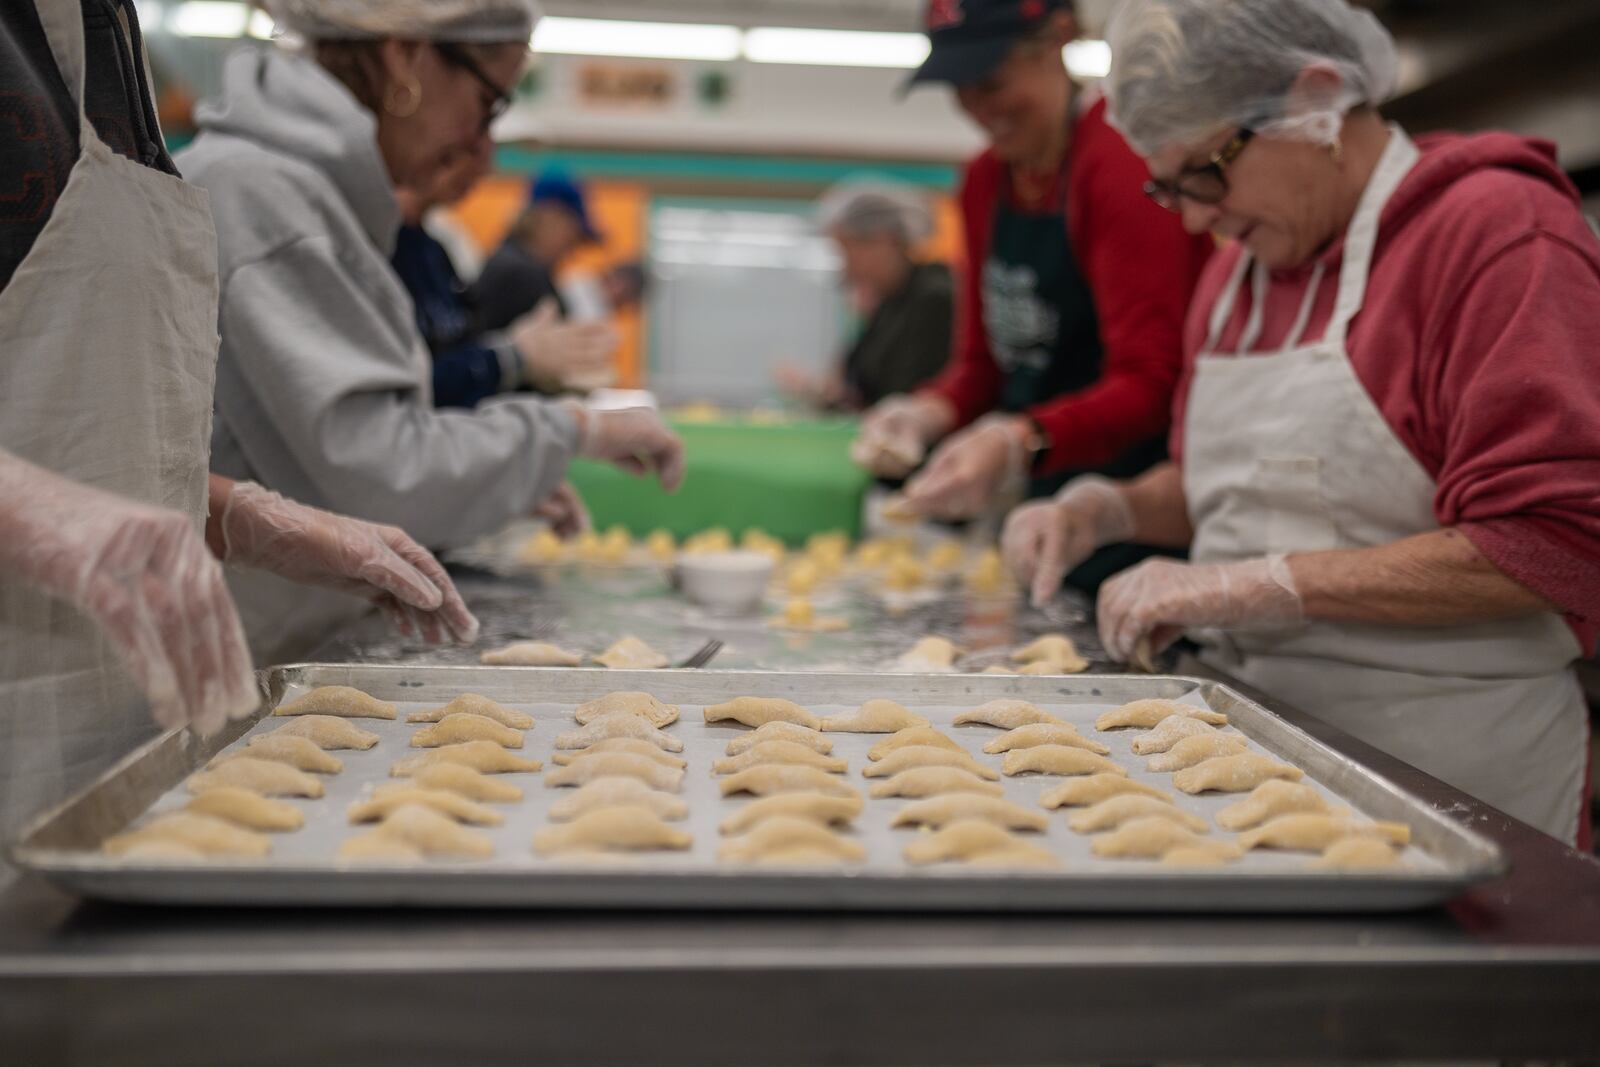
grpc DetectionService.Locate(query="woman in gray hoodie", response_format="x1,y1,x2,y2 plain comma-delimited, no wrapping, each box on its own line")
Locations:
178,0,684,658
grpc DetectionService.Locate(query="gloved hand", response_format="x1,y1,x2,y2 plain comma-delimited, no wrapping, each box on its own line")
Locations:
534,482,591,540
1097,555,1304,663
510,299,619,393
1003,476,1136,608
774,362,848,411
0,454,258,736
574,405,687,492
851,394,950,478
901,414,1030,521
220,483,480,646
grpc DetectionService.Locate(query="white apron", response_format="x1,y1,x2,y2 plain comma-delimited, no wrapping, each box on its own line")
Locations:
0,0,221,859
1183,127,1588,844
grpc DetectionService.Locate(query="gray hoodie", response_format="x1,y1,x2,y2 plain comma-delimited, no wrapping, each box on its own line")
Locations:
179,48,577,548
178,48,578,661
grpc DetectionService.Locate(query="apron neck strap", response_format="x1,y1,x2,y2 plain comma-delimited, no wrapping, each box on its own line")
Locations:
1281,260,1326,350
33,0,89,121
1239,260,1270,353
1200,125,1419,357
1201,251,1253,355
1324,125,1420,348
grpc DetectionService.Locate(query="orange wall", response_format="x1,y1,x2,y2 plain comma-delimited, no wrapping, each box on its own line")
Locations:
923,194,965,271
447,177,961,390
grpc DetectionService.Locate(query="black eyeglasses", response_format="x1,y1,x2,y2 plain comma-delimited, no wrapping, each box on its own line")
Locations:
434,42,514,132
1144,129,1255,212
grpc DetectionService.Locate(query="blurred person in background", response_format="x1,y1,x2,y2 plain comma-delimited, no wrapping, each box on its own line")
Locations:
474,169,600,331
599,262,648,314
779,180,955,413
392,135,618,407
562,261,649,324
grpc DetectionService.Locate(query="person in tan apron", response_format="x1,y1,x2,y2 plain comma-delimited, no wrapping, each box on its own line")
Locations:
1005,0,1600,844
0,0,481,871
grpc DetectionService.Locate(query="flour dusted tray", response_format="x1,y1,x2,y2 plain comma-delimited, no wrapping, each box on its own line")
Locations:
12,665,1505,912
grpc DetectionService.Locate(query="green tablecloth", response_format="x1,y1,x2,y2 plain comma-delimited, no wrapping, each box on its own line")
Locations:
568,417,871,545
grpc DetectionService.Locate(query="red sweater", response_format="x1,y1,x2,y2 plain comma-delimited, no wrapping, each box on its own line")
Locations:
1171,132,1600,653
920,98,1214,475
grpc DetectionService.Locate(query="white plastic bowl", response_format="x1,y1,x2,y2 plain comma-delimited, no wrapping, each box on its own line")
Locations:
676,551,774,613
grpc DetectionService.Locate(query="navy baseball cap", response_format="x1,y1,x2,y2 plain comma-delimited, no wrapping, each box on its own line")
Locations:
530,171,601,243
907,0,1071,90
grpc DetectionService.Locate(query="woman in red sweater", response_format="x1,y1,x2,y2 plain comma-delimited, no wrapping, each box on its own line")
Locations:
1005,0,1600,844
853,0,1211,591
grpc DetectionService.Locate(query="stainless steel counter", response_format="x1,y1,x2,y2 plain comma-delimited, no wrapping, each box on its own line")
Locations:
3,569,1599,1066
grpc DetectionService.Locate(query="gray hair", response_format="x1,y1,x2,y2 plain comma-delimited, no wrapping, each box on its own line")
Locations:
816,180,934,245
264,0,541,43
1104,0,1399,156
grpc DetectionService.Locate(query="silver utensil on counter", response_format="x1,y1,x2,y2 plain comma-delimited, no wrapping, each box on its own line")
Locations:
678,639,723,669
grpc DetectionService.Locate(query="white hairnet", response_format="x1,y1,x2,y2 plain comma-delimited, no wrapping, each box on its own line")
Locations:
265,0,541,43
816,180,934,245
1104,0,1400,156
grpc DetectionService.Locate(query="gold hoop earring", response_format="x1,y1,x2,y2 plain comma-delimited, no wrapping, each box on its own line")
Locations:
384,77,422,118
1329,140,1345,164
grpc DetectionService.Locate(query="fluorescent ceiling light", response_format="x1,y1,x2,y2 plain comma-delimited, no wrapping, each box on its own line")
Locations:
247,9,275,39
1394,45,1429,95
135,1,166,29
169,1,249,37
533,17,741,62
744,28,931,69
1064,39,1112,79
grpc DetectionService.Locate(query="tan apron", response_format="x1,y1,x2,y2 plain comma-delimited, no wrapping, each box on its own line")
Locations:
1184,127,1587,844
0,0,221,859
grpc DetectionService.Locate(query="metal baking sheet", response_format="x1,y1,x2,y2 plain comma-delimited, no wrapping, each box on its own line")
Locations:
11,666,1506,912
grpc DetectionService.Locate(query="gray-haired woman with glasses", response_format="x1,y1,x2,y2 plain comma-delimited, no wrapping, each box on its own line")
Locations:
1002,0,1600,845
175,0,686,662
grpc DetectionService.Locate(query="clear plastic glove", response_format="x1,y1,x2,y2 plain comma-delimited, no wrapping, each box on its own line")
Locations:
851,394,948,478
774,362,848,411
534,482,591,540
1097,555,1304,663
1003,476,1136,608
220,483,480,646
575,405,687,492
0,454,258,736
901,414,1029,521
510,299,619,393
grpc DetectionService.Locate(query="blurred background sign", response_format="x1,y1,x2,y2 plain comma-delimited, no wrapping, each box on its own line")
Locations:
578,62,681,111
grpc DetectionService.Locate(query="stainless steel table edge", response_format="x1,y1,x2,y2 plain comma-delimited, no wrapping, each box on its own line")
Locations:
3,946,1598,1066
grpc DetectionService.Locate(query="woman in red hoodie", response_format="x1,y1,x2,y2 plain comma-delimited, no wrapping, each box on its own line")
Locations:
852,0,1212,593
1005,0,1600,844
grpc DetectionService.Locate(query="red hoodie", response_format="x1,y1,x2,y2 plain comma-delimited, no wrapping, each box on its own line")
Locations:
921,98,1214,474
1171,132,1600,652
